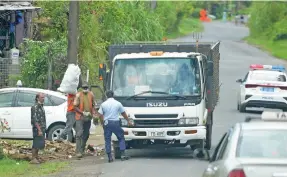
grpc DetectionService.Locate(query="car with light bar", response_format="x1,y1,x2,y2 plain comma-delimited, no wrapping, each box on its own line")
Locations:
193,111,287,177
95,41,221,158
236,64,287,112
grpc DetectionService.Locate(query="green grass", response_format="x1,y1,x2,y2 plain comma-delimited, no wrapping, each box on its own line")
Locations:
0,157,69,177
165,18,204,39
245,37,287,60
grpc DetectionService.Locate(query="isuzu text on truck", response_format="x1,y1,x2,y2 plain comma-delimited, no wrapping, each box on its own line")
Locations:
97,41,220,158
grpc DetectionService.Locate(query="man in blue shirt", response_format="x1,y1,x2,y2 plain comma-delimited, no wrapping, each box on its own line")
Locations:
98,90,132,162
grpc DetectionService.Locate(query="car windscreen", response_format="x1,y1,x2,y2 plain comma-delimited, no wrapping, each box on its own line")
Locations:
249,72,286,82
236,129,287,159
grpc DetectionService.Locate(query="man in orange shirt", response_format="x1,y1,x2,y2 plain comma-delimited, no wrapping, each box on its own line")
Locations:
58,93,76,141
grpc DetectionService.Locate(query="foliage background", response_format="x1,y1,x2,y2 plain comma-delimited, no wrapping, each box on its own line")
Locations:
246,1,287,59
19,1,199,89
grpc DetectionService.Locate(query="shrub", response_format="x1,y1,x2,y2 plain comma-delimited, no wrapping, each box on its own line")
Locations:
21,1,197,87
248,2,286,39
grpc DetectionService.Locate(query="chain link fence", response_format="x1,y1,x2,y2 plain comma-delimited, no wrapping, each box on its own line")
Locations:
0,57,21,88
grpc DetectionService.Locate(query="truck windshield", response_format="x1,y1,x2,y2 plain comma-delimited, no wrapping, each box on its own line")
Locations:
112,58,201,97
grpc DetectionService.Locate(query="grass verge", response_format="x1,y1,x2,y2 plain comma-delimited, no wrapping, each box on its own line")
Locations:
0,157,69,177
245,37,287,60
165,18,204,39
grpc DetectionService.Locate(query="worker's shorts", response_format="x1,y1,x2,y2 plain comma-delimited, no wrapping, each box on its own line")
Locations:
32,127,46,150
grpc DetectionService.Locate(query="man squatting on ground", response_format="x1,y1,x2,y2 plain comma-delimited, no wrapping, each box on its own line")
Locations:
73,83,97,158
58,93,76,141
30,93,46,164
98,90,132,162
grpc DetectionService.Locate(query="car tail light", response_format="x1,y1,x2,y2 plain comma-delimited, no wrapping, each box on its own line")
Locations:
245,84,258,88
279,86,287,90
228,169,246,177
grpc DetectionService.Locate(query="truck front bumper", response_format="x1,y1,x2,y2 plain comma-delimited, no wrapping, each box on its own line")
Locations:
111,126,206,144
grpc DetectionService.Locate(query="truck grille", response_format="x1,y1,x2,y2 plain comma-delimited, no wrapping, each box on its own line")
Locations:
134,114,178,119
134,119,178,127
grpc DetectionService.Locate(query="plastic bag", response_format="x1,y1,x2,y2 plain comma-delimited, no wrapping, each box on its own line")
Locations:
57,64,81,94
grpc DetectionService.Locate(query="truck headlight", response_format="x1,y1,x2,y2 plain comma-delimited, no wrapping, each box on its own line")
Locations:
120,118,134,126
178,117,199,125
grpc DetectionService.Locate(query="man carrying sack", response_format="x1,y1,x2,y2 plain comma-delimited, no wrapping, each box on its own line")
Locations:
73,82,97,158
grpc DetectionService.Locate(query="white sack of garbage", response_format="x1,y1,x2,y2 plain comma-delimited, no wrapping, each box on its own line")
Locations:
57,64,81,94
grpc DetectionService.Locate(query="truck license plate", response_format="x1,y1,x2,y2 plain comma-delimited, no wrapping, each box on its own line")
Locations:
149,131,164,137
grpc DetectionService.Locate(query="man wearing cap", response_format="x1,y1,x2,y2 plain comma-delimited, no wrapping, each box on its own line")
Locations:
98,90,132,162
73,82,96,158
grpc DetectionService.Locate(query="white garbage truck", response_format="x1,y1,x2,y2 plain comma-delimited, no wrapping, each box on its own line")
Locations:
97,41,220,158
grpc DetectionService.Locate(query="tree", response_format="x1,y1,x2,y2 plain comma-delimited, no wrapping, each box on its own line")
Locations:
19,38,67,88
21,1,197,87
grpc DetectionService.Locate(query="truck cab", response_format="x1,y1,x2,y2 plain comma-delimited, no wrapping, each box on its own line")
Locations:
97,42,220,158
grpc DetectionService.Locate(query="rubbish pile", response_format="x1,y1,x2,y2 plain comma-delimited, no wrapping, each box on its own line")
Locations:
0,140,105,162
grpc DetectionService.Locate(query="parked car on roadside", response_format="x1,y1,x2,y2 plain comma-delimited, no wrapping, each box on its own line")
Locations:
0,87,96,142
193,111,287,177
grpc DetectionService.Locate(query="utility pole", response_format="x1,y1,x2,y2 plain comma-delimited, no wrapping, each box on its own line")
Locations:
67,0,82,88
67,0,79,65
192,32,203,53
150,0,157,10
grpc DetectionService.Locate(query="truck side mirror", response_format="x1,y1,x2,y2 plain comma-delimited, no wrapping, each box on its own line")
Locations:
99,63,107,81
207,61,213,76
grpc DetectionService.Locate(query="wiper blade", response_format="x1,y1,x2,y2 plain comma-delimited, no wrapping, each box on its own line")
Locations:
126,90,187,100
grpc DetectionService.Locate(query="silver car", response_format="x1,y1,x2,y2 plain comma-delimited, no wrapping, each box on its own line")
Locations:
195,111,287,177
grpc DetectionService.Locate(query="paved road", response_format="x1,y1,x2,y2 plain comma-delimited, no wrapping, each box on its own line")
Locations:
48,21,286,177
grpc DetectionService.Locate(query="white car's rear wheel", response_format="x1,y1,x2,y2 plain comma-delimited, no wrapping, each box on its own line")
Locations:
47,124,73,142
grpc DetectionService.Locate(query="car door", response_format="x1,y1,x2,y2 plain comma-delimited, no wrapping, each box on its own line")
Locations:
203,132,228,177
0,90,16,138
204,128,234,177
13,90,54,138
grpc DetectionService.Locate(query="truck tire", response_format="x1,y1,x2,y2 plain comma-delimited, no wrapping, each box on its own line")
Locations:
112,143,121,159
47,124,73,143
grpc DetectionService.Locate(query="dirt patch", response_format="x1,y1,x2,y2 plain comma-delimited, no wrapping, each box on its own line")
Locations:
1,138,105,162
1,140,75,161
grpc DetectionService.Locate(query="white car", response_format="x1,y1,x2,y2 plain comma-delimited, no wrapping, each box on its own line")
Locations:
197,111,287,177
236,64,287,112
0,87,96,142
